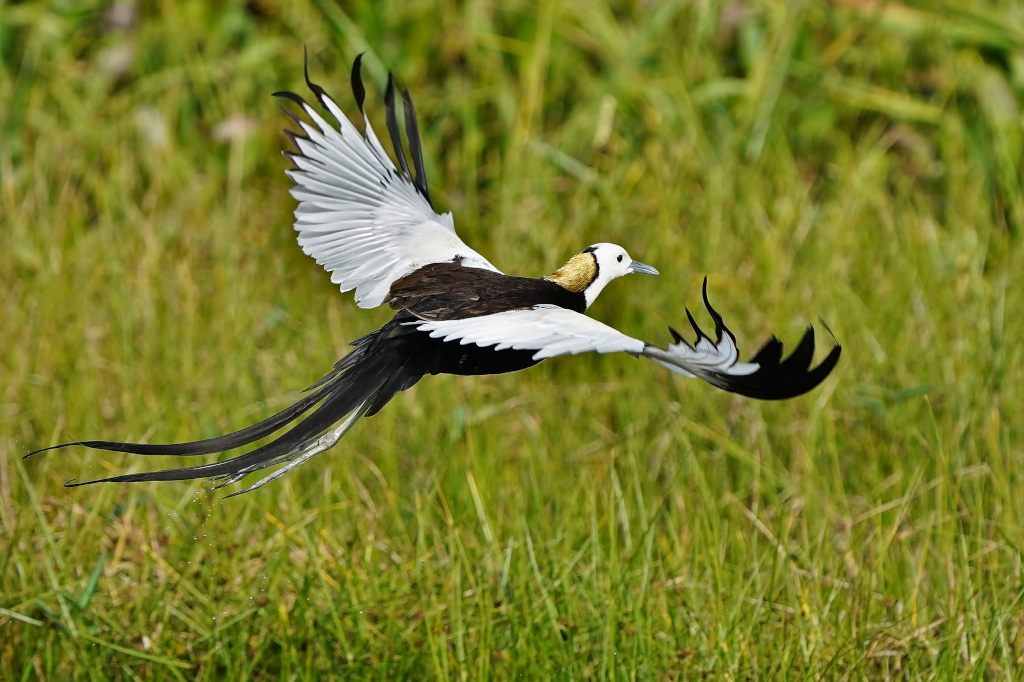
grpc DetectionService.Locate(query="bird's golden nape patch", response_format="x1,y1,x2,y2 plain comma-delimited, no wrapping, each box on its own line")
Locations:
544,252,599,292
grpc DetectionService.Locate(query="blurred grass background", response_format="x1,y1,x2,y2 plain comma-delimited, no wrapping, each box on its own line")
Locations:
2,0,1024,678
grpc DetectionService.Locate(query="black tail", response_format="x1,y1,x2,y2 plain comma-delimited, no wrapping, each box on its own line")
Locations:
26,316,427,494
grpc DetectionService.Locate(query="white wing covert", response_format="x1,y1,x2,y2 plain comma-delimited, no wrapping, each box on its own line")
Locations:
412,305,646,359
276,53,499,309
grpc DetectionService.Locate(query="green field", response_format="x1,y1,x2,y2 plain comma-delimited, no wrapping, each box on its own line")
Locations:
3,1,1024,678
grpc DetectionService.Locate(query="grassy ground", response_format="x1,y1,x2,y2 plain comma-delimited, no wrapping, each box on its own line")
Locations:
2,0,1024,679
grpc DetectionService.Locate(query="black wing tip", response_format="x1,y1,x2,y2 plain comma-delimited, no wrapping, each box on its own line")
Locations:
382,71,413,181
350,53,367,112
383,72,396,106
400,86,432,205
750,334,784,367
699,276,727,341
291,50,434,206
817,338,843,374
678,280,842,400
302,46,330,107
684,308,702,340
273,90,308,108
730,328,842,400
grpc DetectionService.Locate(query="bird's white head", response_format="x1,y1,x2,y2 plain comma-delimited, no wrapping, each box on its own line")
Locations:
545,242,659,308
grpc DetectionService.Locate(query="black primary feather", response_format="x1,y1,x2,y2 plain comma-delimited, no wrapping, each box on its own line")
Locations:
401,88,432,205
281,54,433,206
301,46,330,108
350,53,367,113
383,73,413,182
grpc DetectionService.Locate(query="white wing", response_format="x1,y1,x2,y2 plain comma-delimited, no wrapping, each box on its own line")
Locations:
412,305,646,360
414,279,842,400
279,57,499,309
411,303,753,370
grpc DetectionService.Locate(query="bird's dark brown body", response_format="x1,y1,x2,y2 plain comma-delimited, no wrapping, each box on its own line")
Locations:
341,260,591,396
388,260,587,319
336,263,591,417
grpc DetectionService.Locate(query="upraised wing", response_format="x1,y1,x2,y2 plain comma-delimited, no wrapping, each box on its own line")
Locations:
413,279,841,400
276,53,499,309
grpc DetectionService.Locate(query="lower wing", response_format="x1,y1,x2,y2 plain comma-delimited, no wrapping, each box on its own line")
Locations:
412,278,841,400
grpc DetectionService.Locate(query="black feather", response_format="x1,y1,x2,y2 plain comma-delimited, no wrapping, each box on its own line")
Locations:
302,46,330,108
383,74,413,181
273,90,309,108
684,308,704,345
659,283,842,400
701,326,840,401
350,53,367,113
749,336,784,368
401,88,432,205
26,376,341,460
700,277,727,344
45,311,543,493
60,341,394,487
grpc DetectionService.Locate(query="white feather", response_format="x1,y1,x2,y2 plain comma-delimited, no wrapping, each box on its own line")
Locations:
646,332,759,378
411,304,763,380
411,305,646,360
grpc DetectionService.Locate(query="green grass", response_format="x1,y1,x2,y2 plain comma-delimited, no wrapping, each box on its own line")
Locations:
3,0,1024,678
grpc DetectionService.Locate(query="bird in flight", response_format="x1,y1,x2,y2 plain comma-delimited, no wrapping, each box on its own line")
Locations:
28,54,841,497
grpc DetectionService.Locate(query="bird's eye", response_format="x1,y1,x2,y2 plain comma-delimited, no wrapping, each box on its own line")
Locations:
617,255,623,263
